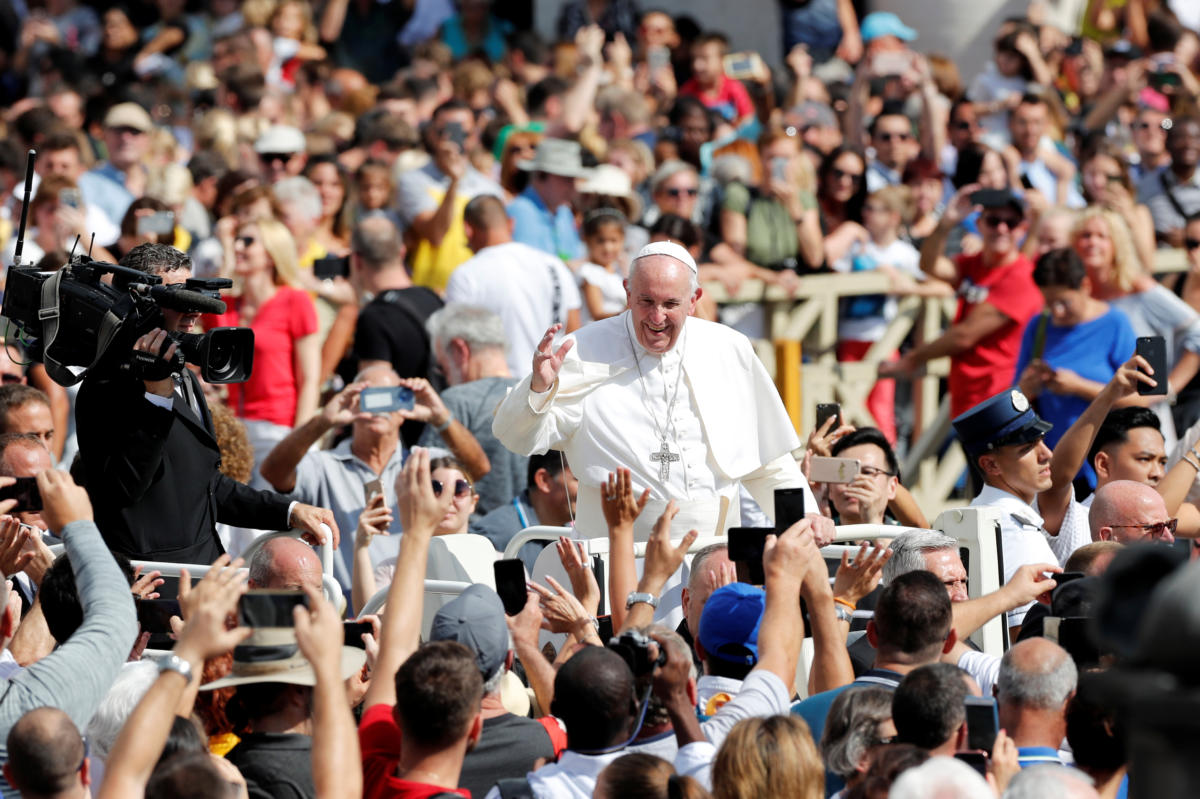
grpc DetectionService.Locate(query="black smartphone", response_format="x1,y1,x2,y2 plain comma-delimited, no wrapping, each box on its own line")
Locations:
1052,571,1086,589
136,598,181,635
1020,173,1035,190
1136,336,1168,395
343,620,373,649
0,477,42,512
775,487,806,533
596,615,614,643
238,590,308,628
359,386,415,414
954,750,989,778
815,403,841,432
312,255,351,280
494,559,527,616
964,695,999,755
728,526,771,584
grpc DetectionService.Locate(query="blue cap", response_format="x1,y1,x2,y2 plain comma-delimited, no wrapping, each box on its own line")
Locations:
952,389,1053,457
430,584,509,679
698,583,764,666
860,12,917,44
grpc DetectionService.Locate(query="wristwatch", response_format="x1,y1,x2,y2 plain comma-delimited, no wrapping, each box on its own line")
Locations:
832,604,854,624
157,653,194,683
626,591,659,611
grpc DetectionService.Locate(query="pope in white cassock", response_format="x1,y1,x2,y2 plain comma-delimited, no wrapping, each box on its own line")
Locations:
492,240,830,548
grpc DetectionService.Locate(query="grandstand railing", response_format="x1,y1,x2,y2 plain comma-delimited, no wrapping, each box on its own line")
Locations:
702,248,1189,516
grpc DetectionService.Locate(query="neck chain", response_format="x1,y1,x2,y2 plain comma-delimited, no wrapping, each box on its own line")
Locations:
625,319,686,482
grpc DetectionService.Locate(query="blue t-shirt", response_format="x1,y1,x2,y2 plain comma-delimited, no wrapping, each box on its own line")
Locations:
1014,306,1136,487
508,184,584,261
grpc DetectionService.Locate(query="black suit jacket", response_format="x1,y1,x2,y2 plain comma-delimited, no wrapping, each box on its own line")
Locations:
76,369,291,563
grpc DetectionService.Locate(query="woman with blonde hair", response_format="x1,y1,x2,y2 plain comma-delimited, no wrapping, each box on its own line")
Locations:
203,217,320,482
712,715,824,799
1075,206,1200,438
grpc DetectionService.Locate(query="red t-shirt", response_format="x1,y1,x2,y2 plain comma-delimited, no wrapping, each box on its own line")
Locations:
203,286,317,427
679,74,753,122
359,704,471,799
948,252,1043,418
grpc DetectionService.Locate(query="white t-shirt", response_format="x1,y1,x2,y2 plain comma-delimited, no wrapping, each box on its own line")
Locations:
831,237,923,342
444,241,581,377
577,262,627,323
970,484,1059,626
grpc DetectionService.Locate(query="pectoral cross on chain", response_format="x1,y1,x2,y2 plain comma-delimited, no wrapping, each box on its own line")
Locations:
650,439,680,481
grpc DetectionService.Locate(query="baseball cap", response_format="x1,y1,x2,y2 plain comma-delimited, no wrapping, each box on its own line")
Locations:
430,584,509,679
698,583,765,666
254,124,307,155
104,102,154,133
860,12,917,44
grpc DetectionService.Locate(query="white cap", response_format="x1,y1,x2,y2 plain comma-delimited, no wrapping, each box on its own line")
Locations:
633,240,698,275
254,124,306,155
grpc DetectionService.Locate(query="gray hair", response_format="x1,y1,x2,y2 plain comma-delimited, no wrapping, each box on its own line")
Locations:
820,685,894,779
85,661,160,762
889,756,994,799
628,253,700,295
426,303,508,355
272,176,322,222
687,543,728,592
352,216,404,270
1003,764,1095,799
883,531,960,585
997,640,1078,710
649,159,698,196
710,154,754,187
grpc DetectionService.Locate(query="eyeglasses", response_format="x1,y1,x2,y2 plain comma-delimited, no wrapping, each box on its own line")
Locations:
1186,237,1200,250
832,167,863,183
665,187,699,198
78,735,89,772
952,120,975,131
260,152,293,164
982,213,1022,229
432,478,472,498
859,465,896,478
877,131,912,142
237,236,256,247
1111,518,1178,539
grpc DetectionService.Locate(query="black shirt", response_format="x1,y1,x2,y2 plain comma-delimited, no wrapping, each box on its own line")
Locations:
225,732,315,799
460,713,557,799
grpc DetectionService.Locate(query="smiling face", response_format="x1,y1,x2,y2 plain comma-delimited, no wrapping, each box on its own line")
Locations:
654,168,700,219
1073,216,1115,275
234,223,272,278
625,256,700,353
431,466,477,535
825,151,864,204
307,162,345,219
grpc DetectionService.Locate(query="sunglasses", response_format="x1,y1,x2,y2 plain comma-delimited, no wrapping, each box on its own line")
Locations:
665,187,699,198
1186,237,1200,250
0,373,22,385
952,120,975,131
237,236,256,247
877,131,912,142
832,167,863,182
982,213,1021,229
260,152,294,164
1111,518,1178,539
432,478,472,498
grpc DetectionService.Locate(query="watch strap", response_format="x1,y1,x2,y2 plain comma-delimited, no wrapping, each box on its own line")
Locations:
625,591,659,610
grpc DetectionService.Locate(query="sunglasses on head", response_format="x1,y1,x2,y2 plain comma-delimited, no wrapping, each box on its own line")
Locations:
665,187,699,198
982,213,1021,229
1187,237,1200,251
432,478,472,498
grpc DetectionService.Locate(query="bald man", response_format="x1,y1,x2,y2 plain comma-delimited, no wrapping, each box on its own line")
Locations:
4,706,91,799
996,638,1078,768
247,537,323,595
1089,480,1177,544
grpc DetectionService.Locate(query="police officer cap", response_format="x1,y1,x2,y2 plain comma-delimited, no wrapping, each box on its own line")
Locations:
952,389,1052,456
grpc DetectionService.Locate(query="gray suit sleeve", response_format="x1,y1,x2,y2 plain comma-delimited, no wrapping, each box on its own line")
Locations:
0,520,137,756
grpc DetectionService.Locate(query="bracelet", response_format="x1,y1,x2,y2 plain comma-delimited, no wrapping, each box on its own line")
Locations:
1184,453,1200,472
434,414,453,433
833,597,857,612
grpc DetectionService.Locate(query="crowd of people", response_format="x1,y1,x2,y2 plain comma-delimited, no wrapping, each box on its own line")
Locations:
2,0,1200,796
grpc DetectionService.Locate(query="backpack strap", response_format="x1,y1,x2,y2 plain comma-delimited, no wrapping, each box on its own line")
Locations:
39,268,125,386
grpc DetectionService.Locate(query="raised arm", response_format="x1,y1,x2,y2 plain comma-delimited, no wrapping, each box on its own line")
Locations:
754,518,814,693
401,378,490,481
602,468,650,630
619,502,697,633
362,448,453,708
261,382,365,492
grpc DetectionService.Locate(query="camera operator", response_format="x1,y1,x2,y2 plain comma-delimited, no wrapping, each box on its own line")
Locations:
75,243,338,564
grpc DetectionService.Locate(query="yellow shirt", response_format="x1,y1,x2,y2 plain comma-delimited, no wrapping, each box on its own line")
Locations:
410,189,474,293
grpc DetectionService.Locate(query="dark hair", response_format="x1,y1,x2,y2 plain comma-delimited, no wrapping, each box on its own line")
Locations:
596,753,708,799
527,450,567,488
0,385,50,433
40,550,135,644
393,640,483,748
120,242,192,275
551,645,638,750
527,77,569,117
13,107,61,148
872,571,953,658
1066,672,1125,773
146,751,239,799
994,31,1035,81
831,427,900,480
508,30,549,65
463,194,510,231
668,97,715,136
952,142,993,190
648,213,702,251
356,110,417,150
1033,248,1087,289
432,98,472,123
868,105,912,138
187,150,229,184
5,707,86,796
692,31,729,53
218,63,266,109
155,716,207,772
1087,407,1163,470
119,197,171,240
226,682,306,736
818,146,868,222
845,744,930,799
40,129,82,156
891,663,967,750
583,207,628,238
